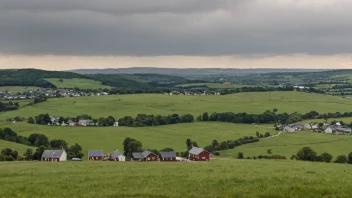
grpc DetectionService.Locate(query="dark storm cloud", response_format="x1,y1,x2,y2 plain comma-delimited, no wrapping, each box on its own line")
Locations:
0,0,351,56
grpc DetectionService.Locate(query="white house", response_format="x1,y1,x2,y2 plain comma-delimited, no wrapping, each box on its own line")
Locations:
109,152,125,161
283,126,296,133
41,150,67,162
324,127,334,134
113,122,119,127
78,119,94,126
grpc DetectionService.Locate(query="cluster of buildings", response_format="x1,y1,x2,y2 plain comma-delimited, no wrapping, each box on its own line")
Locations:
0,88,110,101
282,122,352,134
48,116,118,127
164,91,221,96
40,147,211,162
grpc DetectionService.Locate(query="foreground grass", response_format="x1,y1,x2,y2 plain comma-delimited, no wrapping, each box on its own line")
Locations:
0,122,274,158
1,159,352,198
221,131,352,159
1,92,351,119
44,78,111,90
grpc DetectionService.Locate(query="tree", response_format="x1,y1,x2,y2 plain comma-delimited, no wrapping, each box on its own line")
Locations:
10,150,18,159
237,152,244,159
33,145,47,160
273,108,278,113
28,133,40,146
4,156,15,161
34,134,49,147
27,117,35,124
58,117,65,124
334,155,348,164
267,149,272,154
319,152,333,163
67,143,84,159
160,148,174,152
348,152,352,164
212,140,219,148
50,139,68,150
264,132,271,138
0,155,4,161
24,148,33,161
186,138,193,151
123,137,142,160
296,147,317,161
1,148,12,157
202,112,209,121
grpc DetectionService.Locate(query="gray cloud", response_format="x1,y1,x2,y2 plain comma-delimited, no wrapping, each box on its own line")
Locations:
0,0,352,56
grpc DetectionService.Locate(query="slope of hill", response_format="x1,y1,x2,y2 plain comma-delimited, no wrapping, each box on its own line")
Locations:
221,131,352,159
1,160,352,198
45,78,111,90
0,139,35,154
0,92,351,120
0,122,273,158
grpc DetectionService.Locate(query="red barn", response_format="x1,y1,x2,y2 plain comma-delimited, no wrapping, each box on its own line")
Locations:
188,147,210,161
131,150,158,162
88,150,104,161
159,151,177,161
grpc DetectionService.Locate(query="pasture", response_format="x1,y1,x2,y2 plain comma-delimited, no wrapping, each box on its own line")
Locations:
0,140,34,154
44,78,111,90
176,83,254,89
0,86,40,92
221,131,352,159
1,160,352,198
0,122,274,158
0,91,351,120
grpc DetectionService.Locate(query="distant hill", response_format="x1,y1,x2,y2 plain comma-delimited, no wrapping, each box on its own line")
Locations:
69,67,330,76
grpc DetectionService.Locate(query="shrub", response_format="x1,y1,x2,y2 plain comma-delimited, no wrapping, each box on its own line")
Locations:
296,147,317,161
0,155,4,161
4,156,15,161
17,155,24,161
334,155,348,164
348,152,352,164
267,149,272,154
237,152,244,159
319,153,333,163
213,151,220,156
290,155,297,160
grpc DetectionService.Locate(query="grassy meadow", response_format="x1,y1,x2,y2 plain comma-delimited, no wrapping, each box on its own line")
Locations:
1,91,351,120
221,131,352,159
0,140,35,154
1,160,352,198
0,86,40,92
0,122,275,158
176,83,254,89
45,78,111,90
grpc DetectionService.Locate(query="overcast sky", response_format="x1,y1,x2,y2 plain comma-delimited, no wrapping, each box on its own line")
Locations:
0,0,352,69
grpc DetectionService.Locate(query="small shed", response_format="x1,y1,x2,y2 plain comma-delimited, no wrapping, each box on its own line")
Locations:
41,150,67,162
88,150,104,161
131,150,158,162
188,147,210,161
159,151,177,161
110,152,125,161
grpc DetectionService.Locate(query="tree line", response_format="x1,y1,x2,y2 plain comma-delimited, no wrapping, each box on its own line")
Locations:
0,101,19,112
292,147,352,164
118,114,194,127
28,114,117,126
203,136,260,155
198,110,352,125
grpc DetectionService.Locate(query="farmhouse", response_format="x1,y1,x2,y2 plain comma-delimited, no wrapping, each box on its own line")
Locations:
283,126,296,133
188,147,210,161
158,151,177,161
78,119,94,126
41,150,67,162
131,150,158,161
68,120,76,126
324,127,334,134
109,152,125,161
88,150,104,161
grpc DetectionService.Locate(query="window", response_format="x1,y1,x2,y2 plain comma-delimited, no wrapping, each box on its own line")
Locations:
147,157,150,161
202,157,205,159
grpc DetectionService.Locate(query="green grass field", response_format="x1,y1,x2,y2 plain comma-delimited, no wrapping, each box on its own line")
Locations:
45,78,111,90
1,159,352,198
221,131,352,159
0,86,41,92
0,91,351,120
176,83,254,89
0,140,34,154
0,122,274,158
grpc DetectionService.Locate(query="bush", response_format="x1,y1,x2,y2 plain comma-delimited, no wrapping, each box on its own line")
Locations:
267,149,272,154
213,151,220,156
0,155,4,161
334,155,348,164
4,155,15,161
237,152,244,159
290,155,297,160
348,152,352,164
17,155,24,161
319,153,333,163
296,147,317,161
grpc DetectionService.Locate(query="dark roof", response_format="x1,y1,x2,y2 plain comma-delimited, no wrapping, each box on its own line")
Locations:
88,150,104,157
189,147,209,155
132,150,156,159
41,150,66,158
159,151,176,158
110,152,124,159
